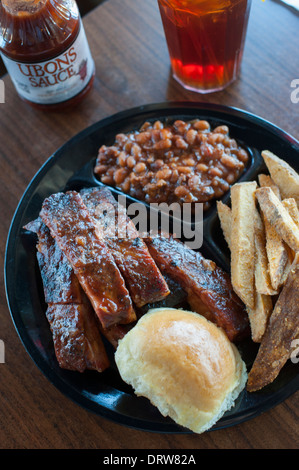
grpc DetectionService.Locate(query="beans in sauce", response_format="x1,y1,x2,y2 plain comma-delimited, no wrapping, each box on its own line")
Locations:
94,120,249,209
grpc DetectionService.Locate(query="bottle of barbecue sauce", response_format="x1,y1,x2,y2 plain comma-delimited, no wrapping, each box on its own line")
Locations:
0,0,95,110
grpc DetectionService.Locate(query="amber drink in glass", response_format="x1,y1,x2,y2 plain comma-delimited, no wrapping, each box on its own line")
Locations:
157,0,252,93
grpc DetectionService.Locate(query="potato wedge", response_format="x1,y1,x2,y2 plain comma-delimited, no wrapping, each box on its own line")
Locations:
247,253,299,392
216,201,232,249
258,174,289,288
261,150,299,205
247,293,273,343
250,208,274,341
262,216,289,290
280,250,293,286
254,208,278,295
258,173,281,199
282,198,299,226
256,187,299,253
230,182,257,309
280,198,299,275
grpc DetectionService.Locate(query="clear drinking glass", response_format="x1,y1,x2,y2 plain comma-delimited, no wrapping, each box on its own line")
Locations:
157,0,252,93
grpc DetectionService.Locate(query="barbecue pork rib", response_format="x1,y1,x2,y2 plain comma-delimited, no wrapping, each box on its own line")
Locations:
25,219,110,373
145,236,250,342
46,300,110,373
39,191,136,329
80,187,170,307
27,218,83,304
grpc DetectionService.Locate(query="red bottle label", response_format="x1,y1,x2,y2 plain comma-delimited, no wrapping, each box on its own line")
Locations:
1,22,94,105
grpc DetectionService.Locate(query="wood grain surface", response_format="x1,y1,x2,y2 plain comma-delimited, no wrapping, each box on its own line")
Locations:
0,0,298,450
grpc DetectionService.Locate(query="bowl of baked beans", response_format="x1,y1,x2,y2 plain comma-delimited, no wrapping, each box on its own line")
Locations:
94,118,249,210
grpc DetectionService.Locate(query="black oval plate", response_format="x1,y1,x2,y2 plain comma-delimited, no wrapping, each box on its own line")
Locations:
4,102,299,433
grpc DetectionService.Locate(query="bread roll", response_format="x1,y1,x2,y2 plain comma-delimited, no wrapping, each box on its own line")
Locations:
115,308,247,434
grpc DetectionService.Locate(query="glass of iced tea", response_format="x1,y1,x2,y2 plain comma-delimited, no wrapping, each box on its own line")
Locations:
157,0,252,93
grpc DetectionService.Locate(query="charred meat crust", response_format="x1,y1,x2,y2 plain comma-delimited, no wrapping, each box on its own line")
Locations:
80,186,170,307
39,191,136,329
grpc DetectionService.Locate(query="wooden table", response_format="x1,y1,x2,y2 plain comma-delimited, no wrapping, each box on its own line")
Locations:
0,0,298,451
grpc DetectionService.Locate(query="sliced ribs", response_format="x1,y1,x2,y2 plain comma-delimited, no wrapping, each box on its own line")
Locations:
31,219,83,304
46,300,110,373
25,219,110,373
39,191,136,329
80,186,170,307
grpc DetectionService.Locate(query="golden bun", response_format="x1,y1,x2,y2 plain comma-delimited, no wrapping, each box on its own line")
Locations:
115,308,247,434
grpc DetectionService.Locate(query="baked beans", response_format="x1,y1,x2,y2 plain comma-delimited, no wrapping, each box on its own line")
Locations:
94,119,249,209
